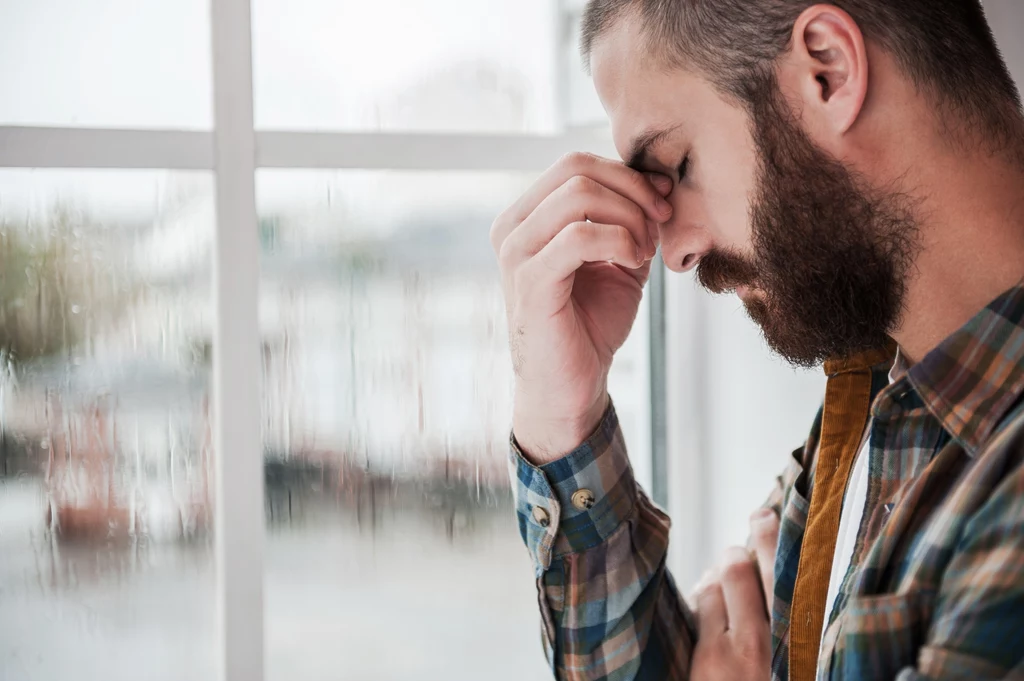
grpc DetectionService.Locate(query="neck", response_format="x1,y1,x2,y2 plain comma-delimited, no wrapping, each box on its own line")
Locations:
890,145,1024,364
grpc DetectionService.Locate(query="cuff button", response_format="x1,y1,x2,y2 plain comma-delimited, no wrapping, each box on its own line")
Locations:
572,489,596,511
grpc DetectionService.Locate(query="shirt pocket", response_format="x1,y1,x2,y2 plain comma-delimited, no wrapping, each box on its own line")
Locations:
836,592,926,680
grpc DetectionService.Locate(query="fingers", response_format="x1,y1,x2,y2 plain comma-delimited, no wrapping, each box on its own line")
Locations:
719,546,769,636
749,508,780,614
503,176,656,263
691,558,773,681
525,222,645,287
644,172,674,198
695,569,727,636
519,152,672,225
490,152,672,254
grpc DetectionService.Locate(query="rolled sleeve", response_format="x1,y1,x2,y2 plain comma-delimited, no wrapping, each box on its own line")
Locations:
509,404,639,575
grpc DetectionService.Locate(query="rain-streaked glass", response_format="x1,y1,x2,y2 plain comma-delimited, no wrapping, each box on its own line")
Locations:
257,169,650,680
0,170,216,681
251,0,562,133
0,0,212,128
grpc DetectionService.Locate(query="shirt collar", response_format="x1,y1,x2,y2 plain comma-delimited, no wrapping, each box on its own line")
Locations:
903,284,1024,458
823,339,897,377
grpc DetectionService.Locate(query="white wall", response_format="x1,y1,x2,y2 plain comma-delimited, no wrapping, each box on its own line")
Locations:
665,281,824,587
667,3,1024,587
699,297,824,556
985,1,1024,88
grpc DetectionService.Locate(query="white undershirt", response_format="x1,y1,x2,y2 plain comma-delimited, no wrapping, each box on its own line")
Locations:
818,357,899,655
819,435,870,648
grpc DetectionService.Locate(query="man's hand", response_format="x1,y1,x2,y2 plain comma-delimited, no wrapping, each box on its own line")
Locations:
691,509,780,681
490,152,673,463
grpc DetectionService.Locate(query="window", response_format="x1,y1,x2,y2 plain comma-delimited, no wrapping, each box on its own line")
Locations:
0,3,656,680
251,0,561,133
0,170,217,681
256,169,542,679
0,0,212,129
254,167,650,678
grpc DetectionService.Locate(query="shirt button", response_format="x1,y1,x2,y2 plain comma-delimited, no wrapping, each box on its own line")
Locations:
532,506,550,528
571,489,596,511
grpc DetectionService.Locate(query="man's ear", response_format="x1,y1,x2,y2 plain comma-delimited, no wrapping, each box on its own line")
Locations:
778,4,869,137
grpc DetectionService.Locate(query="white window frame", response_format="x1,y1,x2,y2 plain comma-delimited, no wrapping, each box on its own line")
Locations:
0,1,662,678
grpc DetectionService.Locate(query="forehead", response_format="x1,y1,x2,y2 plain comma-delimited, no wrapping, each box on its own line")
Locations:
588,17,730,160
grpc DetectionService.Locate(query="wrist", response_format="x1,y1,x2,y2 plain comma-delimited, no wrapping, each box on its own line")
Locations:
512,391,610,465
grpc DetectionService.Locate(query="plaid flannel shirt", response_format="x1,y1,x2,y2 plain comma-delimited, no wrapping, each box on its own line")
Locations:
510,285,1024,680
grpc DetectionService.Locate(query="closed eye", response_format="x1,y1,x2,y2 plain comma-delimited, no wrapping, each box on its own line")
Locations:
677,155,691,183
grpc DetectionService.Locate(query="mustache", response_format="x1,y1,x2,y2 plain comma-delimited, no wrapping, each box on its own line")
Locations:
695,249,760,294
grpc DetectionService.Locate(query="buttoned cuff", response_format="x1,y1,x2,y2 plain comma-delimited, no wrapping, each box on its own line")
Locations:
508,404,639,574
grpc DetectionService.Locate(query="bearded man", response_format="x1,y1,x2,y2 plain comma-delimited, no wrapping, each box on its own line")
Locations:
490,1,1024,679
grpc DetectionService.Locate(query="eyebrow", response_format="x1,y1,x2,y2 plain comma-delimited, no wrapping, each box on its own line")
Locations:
625,125,682,172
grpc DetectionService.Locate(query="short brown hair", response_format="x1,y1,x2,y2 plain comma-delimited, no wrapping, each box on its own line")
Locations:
581,0,1024,149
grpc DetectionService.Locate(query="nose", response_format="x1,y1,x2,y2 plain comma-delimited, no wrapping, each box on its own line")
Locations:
658,194,713,274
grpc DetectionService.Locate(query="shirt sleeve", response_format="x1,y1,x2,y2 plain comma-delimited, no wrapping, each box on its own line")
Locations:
508,403,697,680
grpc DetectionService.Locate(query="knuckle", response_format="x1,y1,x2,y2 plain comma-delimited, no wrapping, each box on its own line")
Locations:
615,224,634,246
750,510,780,541
701,580,724,600
489,213,510,252
627,167,658,202
721,561,748,585
721,550,754,583
565,173,598,198
753,524,777,545
750,516,773,536
626,201,646,228
625,166,647,189
559,151,596,172
564,220,593,242
497,241,518,272
725,545,752,562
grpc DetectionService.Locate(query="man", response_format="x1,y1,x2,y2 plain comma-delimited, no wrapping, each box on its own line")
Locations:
490,1,1024,679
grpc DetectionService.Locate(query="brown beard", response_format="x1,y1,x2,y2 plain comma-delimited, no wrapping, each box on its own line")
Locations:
696,79,920,367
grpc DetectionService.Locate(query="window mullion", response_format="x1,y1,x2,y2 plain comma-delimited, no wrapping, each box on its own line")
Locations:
210,1,263,680
0,127,214,169
254,129,615,170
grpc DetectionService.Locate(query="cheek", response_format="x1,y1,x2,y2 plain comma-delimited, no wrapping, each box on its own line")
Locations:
691,163,755,253
695,108,760,253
